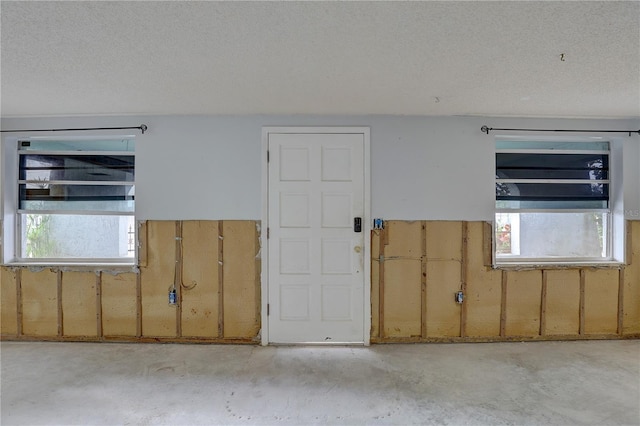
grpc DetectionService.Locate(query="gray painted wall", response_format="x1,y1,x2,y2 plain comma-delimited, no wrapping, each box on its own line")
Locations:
2,115,639,221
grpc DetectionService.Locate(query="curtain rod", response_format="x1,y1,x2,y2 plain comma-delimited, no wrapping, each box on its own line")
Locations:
1,124,148,134
481,125,639,136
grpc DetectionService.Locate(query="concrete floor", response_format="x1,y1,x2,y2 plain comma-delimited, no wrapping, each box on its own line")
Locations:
1,340,638,425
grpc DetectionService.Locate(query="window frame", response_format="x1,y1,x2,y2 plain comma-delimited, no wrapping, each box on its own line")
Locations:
493,136,621,266
2,135,136,266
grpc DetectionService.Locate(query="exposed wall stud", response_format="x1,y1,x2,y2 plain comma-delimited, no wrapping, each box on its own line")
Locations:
379,228,386,339
96,272,103,339
136,273,142,338
369,230,380,340
57,270,63,337
540,270,548,336
618,269,624,335
579,269,586,335
175,221,183,337
483,222,493,267
421,221,427,339
218,221,224,338
626,222,633,266
16,269,23,337
500,271,507,337
137,221,148,267
460,222,468,338
254,224,262,339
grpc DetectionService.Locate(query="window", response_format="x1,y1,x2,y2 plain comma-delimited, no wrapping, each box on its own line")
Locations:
495,139,612,263
10,137,135,264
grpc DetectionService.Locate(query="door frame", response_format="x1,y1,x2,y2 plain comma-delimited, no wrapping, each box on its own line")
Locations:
261,127,371,346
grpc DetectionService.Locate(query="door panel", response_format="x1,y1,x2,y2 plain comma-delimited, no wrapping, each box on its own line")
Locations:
268,132,365,343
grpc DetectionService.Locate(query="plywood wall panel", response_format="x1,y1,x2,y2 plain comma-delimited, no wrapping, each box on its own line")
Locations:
140,221,177,337
545,270,580,335
137,221,148,267
101,273,137,336
623,221,640,335
181,221,219,338
379,221,422,338
505,270,542,337
424,220,462,337
61,272,97,337
1,267,18,335
21,269,58,336
384,259,422,337
222,221,260,339
465,222,502,337
370,230,380,338
426,260,461,337
384,221,422,258
426,221,462,261
584,269,619,334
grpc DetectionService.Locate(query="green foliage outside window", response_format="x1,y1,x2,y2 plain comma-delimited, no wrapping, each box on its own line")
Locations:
25,215,57,258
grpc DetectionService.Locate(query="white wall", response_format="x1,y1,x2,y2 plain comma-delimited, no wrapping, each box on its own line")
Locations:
626,127,640,220
2,115,639,221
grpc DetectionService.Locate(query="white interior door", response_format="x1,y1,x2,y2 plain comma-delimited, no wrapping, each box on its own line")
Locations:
266,131,367,344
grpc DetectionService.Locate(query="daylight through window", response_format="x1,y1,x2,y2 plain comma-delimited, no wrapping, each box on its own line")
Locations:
17,137,135,262
495,139,610,263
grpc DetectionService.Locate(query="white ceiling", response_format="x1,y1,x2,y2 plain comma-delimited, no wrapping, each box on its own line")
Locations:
1,1,639,118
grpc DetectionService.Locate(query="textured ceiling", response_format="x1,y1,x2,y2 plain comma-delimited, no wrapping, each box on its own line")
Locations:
1,1,639,118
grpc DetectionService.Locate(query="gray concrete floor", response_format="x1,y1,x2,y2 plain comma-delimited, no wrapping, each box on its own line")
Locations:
1,340,638,425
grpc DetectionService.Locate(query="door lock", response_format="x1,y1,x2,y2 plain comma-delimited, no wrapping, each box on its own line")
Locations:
354,217,362,232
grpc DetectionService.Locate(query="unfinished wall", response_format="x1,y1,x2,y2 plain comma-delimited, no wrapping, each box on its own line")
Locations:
623,221,640,334
2,219,638,344
101,272,137,336
371,220,640,343
0,220,260,343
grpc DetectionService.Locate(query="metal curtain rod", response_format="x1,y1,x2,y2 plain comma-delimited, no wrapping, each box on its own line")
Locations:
481,125,639,136
0,124,148,134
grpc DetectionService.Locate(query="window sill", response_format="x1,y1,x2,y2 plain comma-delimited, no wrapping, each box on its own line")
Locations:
2,262,137,272
493,261,624,271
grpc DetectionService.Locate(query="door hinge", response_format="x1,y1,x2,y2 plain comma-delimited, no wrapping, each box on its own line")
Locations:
267,227,270,239
267,150,270,162
267,304,270,316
